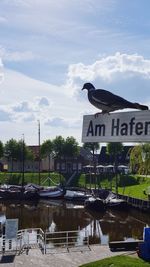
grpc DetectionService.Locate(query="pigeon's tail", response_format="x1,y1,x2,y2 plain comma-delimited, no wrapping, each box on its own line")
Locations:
133,103,149,111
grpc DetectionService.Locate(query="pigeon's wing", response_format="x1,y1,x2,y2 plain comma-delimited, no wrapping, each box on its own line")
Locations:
91,89,131,107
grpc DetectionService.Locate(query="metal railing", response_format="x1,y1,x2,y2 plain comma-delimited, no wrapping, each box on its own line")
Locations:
0,228,45,255
44,229,89,254
0,228,89,255
118,194,150,211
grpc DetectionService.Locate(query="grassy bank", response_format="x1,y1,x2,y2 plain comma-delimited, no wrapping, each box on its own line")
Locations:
79,255,150,267
78,173,150,200
0,172,65,186
0,171,150,200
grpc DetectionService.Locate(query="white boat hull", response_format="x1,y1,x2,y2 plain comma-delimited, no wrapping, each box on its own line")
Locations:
38,187,65,198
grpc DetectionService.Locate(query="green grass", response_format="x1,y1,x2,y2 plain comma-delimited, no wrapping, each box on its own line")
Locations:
118,183,150,200
78,173,150,200
0,172,65,186
79,255,150,267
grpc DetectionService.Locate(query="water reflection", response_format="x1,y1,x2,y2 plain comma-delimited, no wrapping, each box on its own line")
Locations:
0,199,150,245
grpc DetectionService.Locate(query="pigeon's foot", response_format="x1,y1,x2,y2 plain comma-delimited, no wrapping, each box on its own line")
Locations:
94,112,102,118
94,111,110,118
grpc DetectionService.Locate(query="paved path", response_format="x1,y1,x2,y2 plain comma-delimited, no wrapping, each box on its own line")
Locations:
0,245,132,267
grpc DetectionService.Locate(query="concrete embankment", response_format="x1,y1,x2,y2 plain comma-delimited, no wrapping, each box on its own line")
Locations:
0,245,127,267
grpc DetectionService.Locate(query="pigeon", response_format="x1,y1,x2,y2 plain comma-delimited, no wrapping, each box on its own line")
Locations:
82,82,149,115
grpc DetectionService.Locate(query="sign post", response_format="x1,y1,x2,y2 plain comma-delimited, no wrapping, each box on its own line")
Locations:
5,219,18,240
82,110,150,195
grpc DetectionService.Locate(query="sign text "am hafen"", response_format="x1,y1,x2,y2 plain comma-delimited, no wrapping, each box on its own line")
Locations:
82,111,150,143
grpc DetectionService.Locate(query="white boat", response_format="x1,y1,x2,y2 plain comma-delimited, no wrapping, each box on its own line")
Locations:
64,190,91,201
38,186,65,198
84,196,106,212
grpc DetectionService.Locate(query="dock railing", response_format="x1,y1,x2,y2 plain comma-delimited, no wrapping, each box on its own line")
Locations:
0,228,89,255
0,228,45,255
118,194,150,211
44,229,90,254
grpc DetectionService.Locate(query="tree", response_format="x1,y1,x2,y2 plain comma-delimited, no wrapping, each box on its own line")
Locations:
83,142,100,162
141,143,150,175
53,136,65,180
4,139,19,171
130,143,150,174
0,141,3,159
4,138,34,172
41,139,53,158
17,139,34,161
130,145,142,174
41,139,53,179
106,142,123,161
64,137,79,158
52,136,65,159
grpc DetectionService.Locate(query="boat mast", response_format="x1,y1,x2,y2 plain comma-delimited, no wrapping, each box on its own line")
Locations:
22,133,25,189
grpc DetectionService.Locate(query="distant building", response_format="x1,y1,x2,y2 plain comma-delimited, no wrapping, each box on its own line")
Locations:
98,145,133,166
4,146,92,173
54,147,93,174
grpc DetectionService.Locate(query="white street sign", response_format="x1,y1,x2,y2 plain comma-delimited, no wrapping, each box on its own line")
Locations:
82,110,150,143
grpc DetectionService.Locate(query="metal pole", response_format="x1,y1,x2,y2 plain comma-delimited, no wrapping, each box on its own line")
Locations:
22,134,25,188
38,120,41,185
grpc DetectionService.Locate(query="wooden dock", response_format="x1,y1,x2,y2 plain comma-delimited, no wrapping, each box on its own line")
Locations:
109,240,144,251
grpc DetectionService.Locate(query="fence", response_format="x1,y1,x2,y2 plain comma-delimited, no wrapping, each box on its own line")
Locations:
44,229,89,254
118,194,150,211
0,228,45,255
0,228,89,255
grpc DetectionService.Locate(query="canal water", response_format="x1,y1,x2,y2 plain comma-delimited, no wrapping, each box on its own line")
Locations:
0,199,150,245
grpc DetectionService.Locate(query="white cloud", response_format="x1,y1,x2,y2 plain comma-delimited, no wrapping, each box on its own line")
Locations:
13,101,32,112
67,52,150,84
38,97,49,106
46,117,68,128
0,47,36,62
0,109,11,121
1,52,150,145
5,50,35,62
0,58,4,84
0,67,85,144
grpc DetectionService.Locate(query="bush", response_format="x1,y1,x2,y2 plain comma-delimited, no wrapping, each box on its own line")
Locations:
118,175,139,187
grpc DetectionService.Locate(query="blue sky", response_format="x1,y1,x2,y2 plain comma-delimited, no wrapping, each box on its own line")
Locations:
0,0,150,145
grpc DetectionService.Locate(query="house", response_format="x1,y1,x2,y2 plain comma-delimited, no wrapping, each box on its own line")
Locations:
54,147,93,174
4,146,92,173
98,145,133,166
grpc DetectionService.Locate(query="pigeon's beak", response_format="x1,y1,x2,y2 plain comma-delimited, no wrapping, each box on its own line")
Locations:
81,87,85,90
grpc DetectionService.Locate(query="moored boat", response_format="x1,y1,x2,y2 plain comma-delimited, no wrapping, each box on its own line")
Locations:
105,197,129,210
0,184,39,200
84,196,106,211
64,190,91,202
38,186,65,198
104,192,129,210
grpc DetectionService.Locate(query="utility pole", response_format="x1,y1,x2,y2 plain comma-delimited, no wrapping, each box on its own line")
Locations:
38,120,41,185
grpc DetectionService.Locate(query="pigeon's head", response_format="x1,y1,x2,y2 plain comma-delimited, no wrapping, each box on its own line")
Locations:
82,83,95,91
